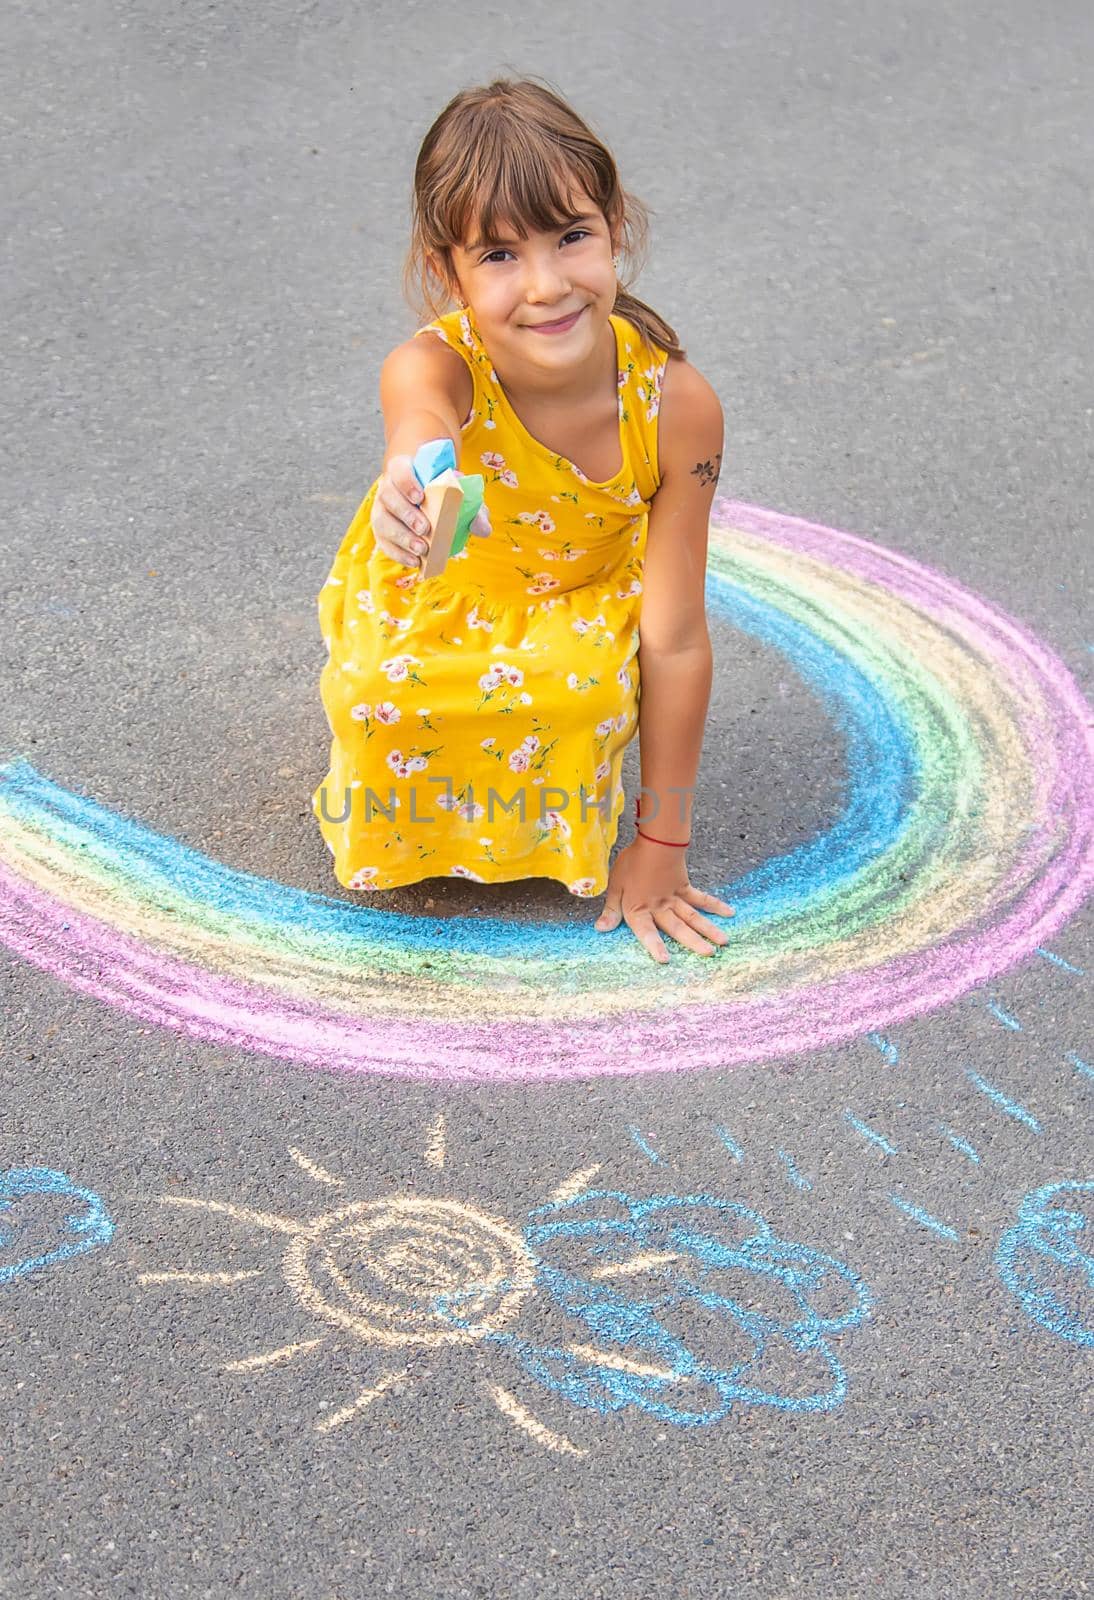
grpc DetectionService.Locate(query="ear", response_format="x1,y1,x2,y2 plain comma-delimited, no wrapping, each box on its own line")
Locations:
426,249,458,299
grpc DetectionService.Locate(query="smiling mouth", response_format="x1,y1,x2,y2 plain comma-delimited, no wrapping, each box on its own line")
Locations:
525,307,585,330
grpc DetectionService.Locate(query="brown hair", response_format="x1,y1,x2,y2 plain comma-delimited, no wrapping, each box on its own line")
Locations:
401,74,687,364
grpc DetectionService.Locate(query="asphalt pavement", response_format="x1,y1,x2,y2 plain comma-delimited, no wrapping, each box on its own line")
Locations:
2,2,1092,1596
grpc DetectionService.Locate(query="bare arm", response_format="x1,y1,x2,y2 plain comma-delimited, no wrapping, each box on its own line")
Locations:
379,336,470,468
372,336,474,564
635,360,725,844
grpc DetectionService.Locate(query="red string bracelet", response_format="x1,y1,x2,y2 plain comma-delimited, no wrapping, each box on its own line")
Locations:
633,796,690,848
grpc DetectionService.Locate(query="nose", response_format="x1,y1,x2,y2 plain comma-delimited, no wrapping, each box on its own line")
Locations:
524,253,571,303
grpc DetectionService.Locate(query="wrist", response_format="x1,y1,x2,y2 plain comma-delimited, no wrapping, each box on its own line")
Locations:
634,832,689,853
633,796,690,848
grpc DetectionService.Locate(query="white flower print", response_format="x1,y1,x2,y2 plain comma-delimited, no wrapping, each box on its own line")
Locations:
450,864,485,880
521,734,540,754
616,578,643,599
481,661,524,692
518,510,556,533
636,361,665,422
481,449,518,489
349,866,382,891
518,691,533,706
374,702,401,725
379,654,421,682
541,809,572,840
568,878,598,897
350,702,373,722
508,748,531,774
595,760,610,783
354,590,375,613
467,607,494,632
527,574,561,596
481,736,496,749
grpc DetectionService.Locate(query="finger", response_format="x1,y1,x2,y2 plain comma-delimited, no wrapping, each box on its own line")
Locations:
653,905,720,957
373,527,420,567
671,899,730,948
373,495,425,567
627,911,671,964
385,484,433,554
594,898,621,931
680,884,736,918
393,458,424,507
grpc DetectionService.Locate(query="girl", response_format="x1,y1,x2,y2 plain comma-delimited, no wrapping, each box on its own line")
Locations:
314,75,735,964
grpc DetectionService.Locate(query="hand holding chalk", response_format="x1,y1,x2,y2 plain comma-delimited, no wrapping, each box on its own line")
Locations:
410,438,490,579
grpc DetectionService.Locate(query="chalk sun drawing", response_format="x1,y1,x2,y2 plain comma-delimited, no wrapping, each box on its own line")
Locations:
995,1179,1094,1348
137,1140,876,1446
1,500,1091,1081
0,1168,115,1286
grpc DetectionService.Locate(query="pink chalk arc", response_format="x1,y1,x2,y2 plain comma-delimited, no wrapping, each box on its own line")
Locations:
0,499,1090,1081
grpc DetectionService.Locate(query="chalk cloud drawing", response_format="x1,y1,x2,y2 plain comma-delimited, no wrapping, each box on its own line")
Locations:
438,1189,876,1427
995,1178,1094,1347
0,1167,115,1286
1,499,1090,1080
138,1141,876,1452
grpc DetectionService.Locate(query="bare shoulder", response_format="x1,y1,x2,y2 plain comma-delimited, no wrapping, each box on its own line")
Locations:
656,355,725,491
380,328,474,434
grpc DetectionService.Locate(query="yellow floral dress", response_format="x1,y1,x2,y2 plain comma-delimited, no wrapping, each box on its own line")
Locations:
313,304,668,897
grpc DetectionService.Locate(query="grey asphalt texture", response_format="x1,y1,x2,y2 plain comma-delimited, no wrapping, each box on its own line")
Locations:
2,1,1092,1596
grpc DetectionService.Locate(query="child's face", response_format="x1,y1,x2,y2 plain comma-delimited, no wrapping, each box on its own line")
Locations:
448,189,618,373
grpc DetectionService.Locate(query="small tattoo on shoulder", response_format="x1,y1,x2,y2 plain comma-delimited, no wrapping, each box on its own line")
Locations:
691,452,722,487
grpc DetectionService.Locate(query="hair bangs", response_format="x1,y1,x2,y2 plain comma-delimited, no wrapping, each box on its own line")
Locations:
457,142,601,256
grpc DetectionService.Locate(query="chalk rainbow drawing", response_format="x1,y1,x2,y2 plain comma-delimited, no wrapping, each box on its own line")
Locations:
138,1143,875,1444
0,1167,115,1286
1,500,1091,1081
995,1179,1094,1347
